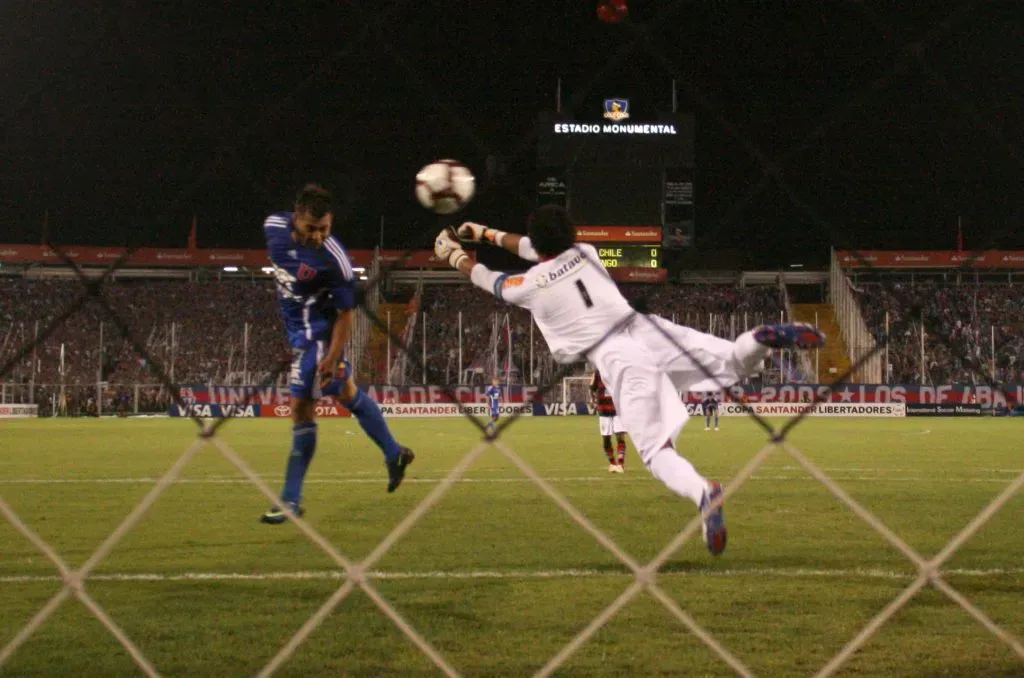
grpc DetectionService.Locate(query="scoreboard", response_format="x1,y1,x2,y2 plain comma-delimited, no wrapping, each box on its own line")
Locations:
595,245,661,269
535,103,695,249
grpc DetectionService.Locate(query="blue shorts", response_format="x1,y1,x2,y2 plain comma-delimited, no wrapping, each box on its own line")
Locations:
490,408,500,419
289,341,352,400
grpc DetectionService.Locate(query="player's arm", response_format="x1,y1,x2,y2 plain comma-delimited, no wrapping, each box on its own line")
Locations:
325,308,353,366
436,228,534,304
458,222,540,262
320,262,358,380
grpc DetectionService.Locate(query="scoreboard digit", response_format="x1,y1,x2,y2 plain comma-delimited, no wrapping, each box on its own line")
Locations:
596,246,661,269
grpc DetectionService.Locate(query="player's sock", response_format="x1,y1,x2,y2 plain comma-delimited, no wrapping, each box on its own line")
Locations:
731,330,772,376
616,438,626,466
602,435,615,464
282,422,317,504
646,446,707,506
344,389,401,463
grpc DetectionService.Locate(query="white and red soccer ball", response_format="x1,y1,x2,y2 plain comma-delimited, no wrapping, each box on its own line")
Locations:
415,159,475,215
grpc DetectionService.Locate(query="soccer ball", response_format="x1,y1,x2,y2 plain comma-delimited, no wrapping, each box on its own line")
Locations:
415,159,475,215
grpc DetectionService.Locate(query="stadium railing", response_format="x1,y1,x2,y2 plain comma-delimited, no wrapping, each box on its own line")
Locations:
830,248,883,383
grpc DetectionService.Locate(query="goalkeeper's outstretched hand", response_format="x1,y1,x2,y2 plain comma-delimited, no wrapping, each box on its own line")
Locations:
457,222,498,244
435,227,470,269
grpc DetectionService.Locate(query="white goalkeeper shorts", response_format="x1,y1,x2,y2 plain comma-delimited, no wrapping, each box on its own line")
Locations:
589,315,755,465
598,415,626,436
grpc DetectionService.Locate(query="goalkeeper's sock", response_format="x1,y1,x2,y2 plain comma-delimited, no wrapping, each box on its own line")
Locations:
345,389,401,463
646,446,706,506
281,422,317,504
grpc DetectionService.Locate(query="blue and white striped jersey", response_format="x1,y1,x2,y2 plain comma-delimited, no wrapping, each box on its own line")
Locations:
263,211,356,349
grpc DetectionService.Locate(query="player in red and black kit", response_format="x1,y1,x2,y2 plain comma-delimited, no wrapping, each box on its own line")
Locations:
590,370,628,473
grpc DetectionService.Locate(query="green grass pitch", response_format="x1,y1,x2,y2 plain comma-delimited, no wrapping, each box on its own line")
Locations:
1,415,1022,677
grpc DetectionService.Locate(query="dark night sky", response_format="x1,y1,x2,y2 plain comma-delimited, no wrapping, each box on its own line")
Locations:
2,2,1022,267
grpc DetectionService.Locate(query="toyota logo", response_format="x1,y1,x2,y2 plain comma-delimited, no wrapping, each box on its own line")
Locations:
274,405,291,416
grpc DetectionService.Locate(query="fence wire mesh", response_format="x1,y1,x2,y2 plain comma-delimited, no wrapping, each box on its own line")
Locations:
1,1,1022,676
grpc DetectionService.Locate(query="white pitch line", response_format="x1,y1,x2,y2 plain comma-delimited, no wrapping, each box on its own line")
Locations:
1,566,1021,585
0,475,1016,485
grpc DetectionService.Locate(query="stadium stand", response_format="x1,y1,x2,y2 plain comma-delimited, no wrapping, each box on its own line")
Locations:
857,281,1024,385
4,273,1022,415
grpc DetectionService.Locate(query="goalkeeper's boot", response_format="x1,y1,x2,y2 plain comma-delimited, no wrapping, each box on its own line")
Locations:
386,447,415,493
699,481,727,556
260,501,304,525
754,323,826,350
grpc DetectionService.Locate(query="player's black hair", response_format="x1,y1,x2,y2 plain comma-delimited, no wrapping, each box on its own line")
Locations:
294,183,333,219
526,205,577,258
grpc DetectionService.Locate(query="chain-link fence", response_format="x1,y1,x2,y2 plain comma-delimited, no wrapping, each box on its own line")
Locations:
2,2,1022,675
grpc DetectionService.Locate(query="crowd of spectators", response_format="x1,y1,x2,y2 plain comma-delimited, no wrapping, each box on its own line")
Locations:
5,274,1020,415
857,282,1024,384
416,281,786,385
0,276,788,405
0,277,289,414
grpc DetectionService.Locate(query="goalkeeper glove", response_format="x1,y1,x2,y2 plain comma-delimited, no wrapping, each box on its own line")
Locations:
434,227,470,268
457,222,504,246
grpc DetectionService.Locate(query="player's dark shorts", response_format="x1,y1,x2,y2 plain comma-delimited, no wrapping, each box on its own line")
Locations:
290,341,352,400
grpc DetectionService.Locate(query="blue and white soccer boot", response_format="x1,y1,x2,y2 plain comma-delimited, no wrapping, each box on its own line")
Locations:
700,481,727,556
753,323,826,350
260,501,304,525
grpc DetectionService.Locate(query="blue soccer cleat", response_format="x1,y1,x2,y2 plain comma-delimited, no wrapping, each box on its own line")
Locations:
260,501,304,525
754,322,826,350
700,481,727,556
386,447,415,493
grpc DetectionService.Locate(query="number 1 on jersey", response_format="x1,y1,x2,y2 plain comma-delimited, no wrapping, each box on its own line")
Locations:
575,280,594,308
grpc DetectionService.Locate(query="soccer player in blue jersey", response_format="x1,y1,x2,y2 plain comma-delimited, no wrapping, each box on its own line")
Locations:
702,392,720,431
260,184,414,524
484,376,502,435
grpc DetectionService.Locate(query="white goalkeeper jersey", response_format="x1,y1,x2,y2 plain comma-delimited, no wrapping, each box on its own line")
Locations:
469,239,634,363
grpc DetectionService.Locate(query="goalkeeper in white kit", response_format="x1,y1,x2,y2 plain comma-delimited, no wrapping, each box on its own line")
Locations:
434,206,825,556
